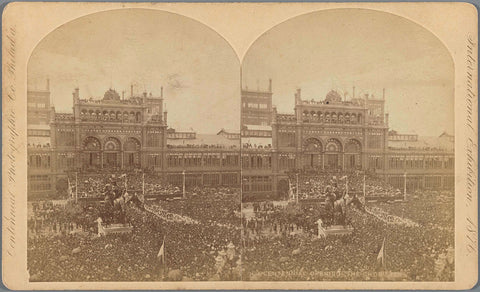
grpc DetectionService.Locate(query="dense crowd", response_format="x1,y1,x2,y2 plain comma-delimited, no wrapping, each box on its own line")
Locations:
291,172,402,200
242,143,272,149
28,185,242,282
242,190,454,281
28,169,454,282
70,171,180,198
28,201,98,238
158,187,241,227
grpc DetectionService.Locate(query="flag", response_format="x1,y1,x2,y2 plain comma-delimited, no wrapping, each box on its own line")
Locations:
377,238,386,268
157,237,165,264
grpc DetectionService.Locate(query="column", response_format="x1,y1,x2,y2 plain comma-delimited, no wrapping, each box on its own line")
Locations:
101,151,104,168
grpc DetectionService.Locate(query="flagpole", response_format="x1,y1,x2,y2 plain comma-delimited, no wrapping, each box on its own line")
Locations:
182,170,186,198
142,172,145,196
75,172,78,204
296,173,299,203
363,174,366,205
346,176,348,196
383,236,386,271
403,172,407,201
164,235,167,273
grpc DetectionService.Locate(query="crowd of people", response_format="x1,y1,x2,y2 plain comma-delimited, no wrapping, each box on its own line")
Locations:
27,183,242,282
158,187,241,227
70,171,180,198
28,168,454,282
242,143,272,149
28,201,98,238
241,184,454,281
290,172,402,200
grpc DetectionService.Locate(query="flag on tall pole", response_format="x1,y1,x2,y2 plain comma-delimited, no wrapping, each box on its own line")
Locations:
182,170,186,198
377,237,386,269
295,173,299,203
346,176,349,196
363,174,366,203
75,172,78,203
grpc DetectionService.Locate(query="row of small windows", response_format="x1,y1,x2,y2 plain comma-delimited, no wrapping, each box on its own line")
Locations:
243,102,268,109
29,183,52,191
29,175,50,181
57,157,76,169
57,131,75,146
147,154,162,167
388,156,454,169
28,102,46,108
242,130,271,137
279,132,296,147
147,133,162,147
367,135,383,149
302,111,362,124
27,129,50,137
80,109,142,123
279,155,296,170
242,154,272,169
368,155,384,170
167,153,239,168
387,175,454,190
166,173,238,187
28,155,51,168
242,176,272,192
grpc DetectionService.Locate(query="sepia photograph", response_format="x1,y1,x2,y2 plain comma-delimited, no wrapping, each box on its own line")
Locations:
26,8,242,282
240,8,454,281
1,2,477,290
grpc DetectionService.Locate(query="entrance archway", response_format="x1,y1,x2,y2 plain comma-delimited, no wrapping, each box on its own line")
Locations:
124,137,141,168
303,137,323,170
83,136,101,168
345,139,362,170
325,138,342,170
104,137,121,168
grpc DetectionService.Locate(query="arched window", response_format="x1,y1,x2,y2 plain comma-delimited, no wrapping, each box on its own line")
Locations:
124,137,141,151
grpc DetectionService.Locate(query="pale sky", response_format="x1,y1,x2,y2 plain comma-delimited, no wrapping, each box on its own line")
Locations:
28,8,240,134
242,9,454,137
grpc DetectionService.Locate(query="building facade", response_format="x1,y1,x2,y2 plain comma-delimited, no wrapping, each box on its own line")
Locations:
241,86,455,201
27,81,55,199
27,85,241,200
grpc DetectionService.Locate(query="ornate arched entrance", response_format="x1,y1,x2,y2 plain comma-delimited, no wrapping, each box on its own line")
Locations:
303,138,323,170
124,137,141,168
345,139,362,170
104,137,121,168
83,136,101,168
325,138,342,170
